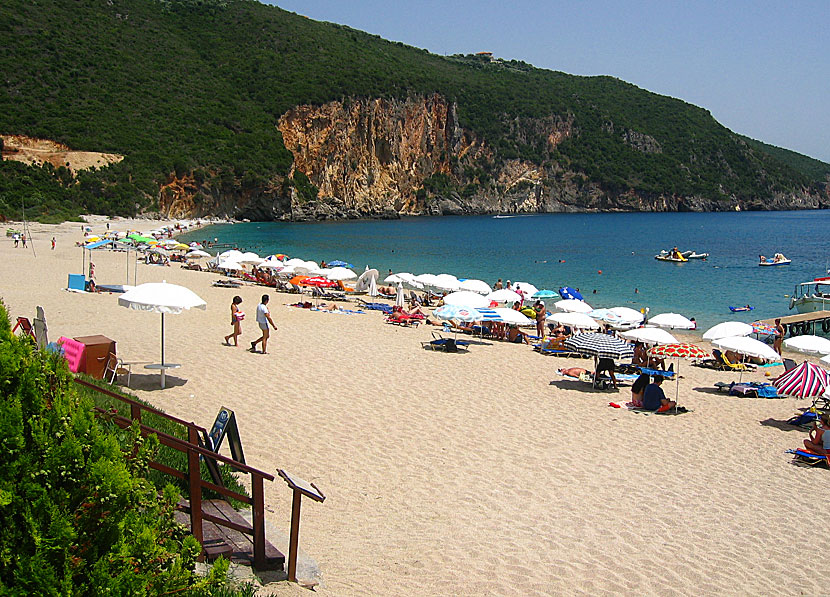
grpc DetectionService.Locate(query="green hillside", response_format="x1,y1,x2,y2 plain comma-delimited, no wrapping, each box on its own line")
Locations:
0,0,826,221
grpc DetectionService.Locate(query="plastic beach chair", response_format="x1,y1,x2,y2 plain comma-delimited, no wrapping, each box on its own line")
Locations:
12,317,35,338
67,273,86,292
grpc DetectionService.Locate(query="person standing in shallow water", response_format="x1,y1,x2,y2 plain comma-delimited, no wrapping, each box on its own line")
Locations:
224,295,243,346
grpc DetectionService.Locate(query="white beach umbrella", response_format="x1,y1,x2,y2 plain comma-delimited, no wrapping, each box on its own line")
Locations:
493,308,534,326
442,291,490,308
433,274,461,292
618,326,679,345
513,282,539,299
284,258,306,267
712,336,780,361
702,321,754,341
608,307,645,325
218,261,243,271
486,289,523,304
459,279,492,294
394,273,424,289
784,335,830,355
648,312,695,330
385,274,403,284
395,283,405,308
237,252,263,265
547,311,600,330
118,282,206,386
324,266,357,281
301,260,320,271
185,249,211,260
554,299,593,313
257,261,284,270
306,267,329,276
413,273,439,287
355,269,379,294
218,249,244,261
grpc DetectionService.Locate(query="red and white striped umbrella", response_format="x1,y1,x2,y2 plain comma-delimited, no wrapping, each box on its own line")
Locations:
648,343,708,360
773,362,830,398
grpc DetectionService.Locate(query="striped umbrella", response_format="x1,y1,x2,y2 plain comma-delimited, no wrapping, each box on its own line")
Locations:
773,362,830,398
751,321,778,336
564,333,634,359
648,343,709,360
474,308,501,322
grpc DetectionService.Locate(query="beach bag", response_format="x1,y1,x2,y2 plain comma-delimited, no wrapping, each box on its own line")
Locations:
444,338,458,352
235,311,245,321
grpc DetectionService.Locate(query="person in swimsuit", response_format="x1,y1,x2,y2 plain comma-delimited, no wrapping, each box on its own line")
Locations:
629,373,650,407
251,294,277,354
803,412,830,454
506,325,530,345
534,301,547,338
224,295,243,346
642,376,676,411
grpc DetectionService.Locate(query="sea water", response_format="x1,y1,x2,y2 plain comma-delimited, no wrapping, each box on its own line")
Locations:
178,210,830,330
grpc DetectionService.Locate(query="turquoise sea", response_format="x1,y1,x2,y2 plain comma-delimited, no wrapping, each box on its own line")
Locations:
178,210,830,330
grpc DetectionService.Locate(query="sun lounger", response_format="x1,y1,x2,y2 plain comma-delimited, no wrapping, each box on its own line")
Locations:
12,316,35,339
422,332,469,352
386,312,420,326
787,449,829,467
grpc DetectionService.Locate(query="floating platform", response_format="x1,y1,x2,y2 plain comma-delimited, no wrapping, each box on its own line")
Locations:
759,311,830,336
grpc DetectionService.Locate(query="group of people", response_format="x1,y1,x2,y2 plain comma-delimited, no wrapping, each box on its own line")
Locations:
10,232,27,248
223,294,278,354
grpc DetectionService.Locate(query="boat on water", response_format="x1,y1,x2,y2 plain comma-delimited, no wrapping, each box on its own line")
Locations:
681,251,709,260
729,305,754,312
759,253,791,266
789,276,830,312
655,248,708,262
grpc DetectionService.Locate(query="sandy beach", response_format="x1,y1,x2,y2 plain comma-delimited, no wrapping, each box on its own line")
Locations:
2,216,829,596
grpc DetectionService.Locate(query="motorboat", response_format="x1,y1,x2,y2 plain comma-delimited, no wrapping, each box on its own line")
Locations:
789,277,830,312
655,249,687,262
759,253,791,266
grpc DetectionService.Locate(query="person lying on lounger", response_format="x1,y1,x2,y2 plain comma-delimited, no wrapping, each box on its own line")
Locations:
803,412,830,455
642,376,676,411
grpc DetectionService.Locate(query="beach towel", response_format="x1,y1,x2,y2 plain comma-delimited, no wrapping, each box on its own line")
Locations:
626,405,691,416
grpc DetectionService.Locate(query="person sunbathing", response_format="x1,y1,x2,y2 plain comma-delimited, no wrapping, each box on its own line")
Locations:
506,325,530,344
642,376,676,411
803,412,830,454
393,305,427,318
559,367,589,378
632,342,649,366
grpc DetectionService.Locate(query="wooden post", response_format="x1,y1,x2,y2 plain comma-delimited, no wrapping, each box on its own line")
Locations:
187,427,203,554
287,488,302,582
130,402,141,423
252,474,266,570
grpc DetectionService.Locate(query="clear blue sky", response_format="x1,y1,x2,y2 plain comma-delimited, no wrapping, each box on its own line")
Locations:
268,1,829,163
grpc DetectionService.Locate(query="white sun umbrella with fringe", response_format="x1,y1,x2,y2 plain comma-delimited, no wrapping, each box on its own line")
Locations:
648,313,695,330
702,321,754,341
618,326,678,345
257,261,284,271
494,308,533,326
384,274,403,284
712,336,780,361
433,274,461,292
395,273,424,289
414,273,439,288
443,291,491,308
486,289,523,304
548,311,600,330
459,279,492,294
118,281,206,388
395,283,405,308
237,252,263,265
609,307,645,326
324,266,357,281
284,258,306,267
554,299,593,313
784,335,830,355
185,249,211,260
218,260,243,271
513,282,539,298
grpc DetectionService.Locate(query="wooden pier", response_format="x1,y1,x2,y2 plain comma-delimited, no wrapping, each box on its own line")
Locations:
759,310,830,336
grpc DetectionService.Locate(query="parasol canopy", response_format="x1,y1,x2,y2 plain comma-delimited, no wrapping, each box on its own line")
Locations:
564,333,634,360
783,335,830,355
619,327,679,346
703,321,754,340
712,336,780,361
648,313,695,330
554,299,593,313
774,362,830,398
648,343,708,360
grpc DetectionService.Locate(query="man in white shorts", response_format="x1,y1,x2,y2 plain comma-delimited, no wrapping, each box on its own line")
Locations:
251,294,277,354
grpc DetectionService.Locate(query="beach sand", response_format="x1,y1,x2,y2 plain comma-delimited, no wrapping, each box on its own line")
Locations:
2,217,828,596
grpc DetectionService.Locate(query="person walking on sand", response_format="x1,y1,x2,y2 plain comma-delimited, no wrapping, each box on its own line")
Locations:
774,318,785,355
21,234,26,248
224,295,243,346
251,294,277,354
51,237,56,250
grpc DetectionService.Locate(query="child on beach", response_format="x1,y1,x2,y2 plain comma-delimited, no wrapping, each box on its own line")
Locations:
224,295,243,346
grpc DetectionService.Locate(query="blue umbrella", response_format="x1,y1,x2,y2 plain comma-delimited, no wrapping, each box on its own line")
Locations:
532,289,559,299
559,287,584,300
327,260,353,268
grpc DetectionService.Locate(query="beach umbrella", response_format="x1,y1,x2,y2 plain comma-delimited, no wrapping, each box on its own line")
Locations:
751,321,778,336
434,305,478,323
649,313,695,330
324,266,357,281
284,258,306,267
218,260,243,271
118,282,206,388
608,307,645,326
547,311,600,330
784,335,830,355
443,291,490,308
513,282,539,299
774,362,830,398
218,249,245,260
649,343,709,405
300,276,338,288
493,308,533,326
257,261,284,270
459,279,492,294
532,289,559,299
486,289,523,304
564,333,634,360
703,321,753,341
385,274,403,284
433,274,461,292
712,336,780,362
554,299,593,313
185,249,211,260
237,253,263,265
396,272,425,289
306,267,329,276
395,283,406,308
355,269,379,294
559,287,584,300
619,327,678,345
414,273,439,287
474,308,502,322
326,260,353,268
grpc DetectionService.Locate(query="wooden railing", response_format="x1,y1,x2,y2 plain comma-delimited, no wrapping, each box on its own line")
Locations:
73,378,276,569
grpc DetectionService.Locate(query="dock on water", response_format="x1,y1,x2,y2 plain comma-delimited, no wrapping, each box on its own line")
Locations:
759,311,830,336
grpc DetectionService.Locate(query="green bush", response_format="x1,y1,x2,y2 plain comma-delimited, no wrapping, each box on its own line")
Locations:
0,300,243,594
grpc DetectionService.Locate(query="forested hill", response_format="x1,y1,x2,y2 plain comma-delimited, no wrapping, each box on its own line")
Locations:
0,0,827,222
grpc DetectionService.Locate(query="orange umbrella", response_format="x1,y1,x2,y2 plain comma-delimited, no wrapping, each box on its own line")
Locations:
289,275,310,286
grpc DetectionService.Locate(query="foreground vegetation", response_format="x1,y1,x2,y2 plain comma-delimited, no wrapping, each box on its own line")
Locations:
0,0,827,221
0,301,256,595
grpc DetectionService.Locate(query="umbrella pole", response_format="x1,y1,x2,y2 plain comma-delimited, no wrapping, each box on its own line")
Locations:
675,359,680,412
161,313,165,366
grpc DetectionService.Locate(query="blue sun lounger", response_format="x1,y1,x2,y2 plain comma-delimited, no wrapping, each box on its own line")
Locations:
787,449,828,466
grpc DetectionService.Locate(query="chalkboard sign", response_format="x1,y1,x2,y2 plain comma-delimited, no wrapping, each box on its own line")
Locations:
207,407,246,466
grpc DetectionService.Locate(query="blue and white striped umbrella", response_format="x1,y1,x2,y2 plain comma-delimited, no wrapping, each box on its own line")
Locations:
474,308,501,322
564,333,635,359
